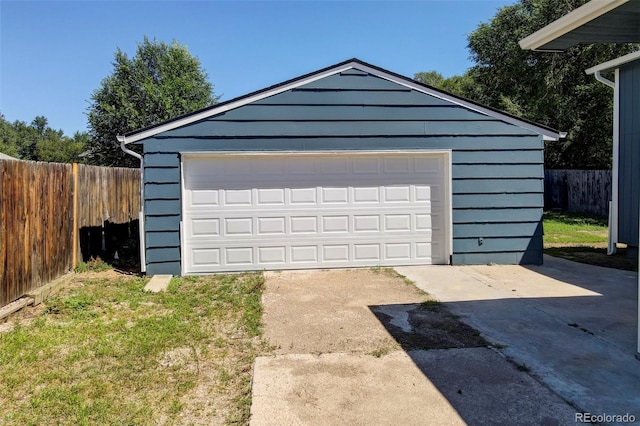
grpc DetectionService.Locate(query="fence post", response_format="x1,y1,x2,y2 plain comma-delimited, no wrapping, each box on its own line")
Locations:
72,163,79,268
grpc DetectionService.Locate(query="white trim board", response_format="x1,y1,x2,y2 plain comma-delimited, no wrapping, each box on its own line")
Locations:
585,50,640,74
119,60,564,144
519,0,631,51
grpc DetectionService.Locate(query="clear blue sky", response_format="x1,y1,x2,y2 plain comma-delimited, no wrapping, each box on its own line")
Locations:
0,0,514,136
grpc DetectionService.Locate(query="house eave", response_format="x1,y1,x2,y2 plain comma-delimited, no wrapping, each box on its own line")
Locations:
519,0,632,51
585,49,640,74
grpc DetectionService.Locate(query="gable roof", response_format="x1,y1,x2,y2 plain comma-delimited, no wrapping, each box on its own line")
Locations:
119,58,565,144
0,152,18,161
519,0,640,52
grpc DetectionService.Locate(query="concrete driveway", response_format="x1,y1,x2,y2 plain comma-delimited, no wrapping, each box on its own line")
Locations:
398,255,640,422
250,267,578,425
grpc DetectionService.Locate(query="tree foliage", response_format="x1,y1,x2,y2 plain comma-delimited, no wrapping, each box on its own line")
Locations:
87,37,219,167
0,114,88,163
416,0,637,169
414,70,476,99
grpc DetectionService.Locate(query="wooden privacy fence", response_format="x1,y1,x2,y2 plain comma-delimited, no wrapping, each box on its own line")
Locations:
0,160,140,307
544,169,611,217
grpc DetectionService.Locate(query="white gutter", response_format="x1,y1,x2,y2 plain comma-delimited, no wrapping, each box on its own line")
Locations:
585,50,640,75
118,135,146,273
590,66,638,356
588,71,618,255
611,70,620,255
519,0,630,51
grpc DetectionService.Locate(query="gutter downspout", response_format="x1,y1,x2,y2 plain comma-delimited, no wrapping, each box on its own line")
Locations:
118,135,146,273
593,70,618,256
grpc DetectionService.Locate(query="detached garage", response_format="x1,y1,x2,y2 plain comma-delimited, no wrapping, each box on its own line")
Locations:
119,58,564,276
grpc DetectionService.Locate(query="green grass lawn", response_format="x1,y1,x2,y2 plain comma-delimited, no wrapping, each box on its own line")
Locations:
0,269,268,425
543,211,637,270
543,211,608,246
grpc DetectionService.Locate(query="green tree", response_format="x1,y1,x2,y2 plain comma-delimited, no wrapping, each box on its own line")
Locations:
36,130,88,163
463,0,637,169
0,114,20,158
0,114,88,163
414,71,477,99
87,36,219,167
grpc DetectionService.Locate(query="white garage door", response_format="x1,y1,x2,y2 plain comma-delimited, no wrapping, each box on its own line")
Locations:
181,152,449,274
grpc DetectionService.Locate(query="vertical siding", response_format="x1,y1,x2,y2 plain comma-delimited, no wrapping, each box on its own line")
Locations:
618,60,640,247
137,71,544,274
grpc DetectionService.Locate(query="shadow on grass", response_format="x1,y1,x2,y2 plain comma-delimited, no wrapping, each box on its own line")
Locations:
544,246,637,271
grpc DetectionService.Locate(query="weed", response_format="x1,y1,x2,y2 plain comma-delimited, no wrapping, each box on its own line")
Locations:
418,299,443,312
369,347,392,358
74,257,113,273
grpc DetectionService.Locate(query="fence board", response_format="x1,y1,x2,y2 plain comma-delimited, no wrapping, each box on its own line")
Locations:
544,169,611,217
1,160,140,307
76,164,140,227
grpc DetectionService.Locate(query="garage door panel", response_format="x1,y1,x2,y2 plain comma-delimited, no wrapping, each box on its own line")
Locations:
322,216,349,233
258,246,286,264
321,187,349,204
384,186,411,202
257,217,286,235
224,189,252,206
323,245,350,261
191,218,220,237
384,157,411,173
384,215,412,232
226,247,253,265
385,243,412,260
322,158,349,174
183,153,448,273
354,215,380,232
257,188,285,205
353,157,379,173
291,245,319,263
190,190,219,206
354,244,380,261
186,212,439,239
353,187,380,203
290,187,318,204
225,217,253,235
290,216,318,234
192,248,221,267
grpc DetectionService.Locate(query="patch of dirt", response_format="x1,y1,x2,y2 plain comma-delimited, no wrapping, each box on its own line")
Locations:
263,268,488,355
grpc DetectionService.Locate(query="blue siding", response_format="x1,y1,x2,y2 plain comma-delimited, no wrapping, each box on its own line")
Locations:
137,70,545,274
618,60,640,246
145,136,543,152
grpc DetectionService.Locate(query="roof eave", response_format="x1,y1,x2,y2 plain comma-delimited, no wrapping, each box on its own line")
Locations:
585,49,640,74
518,0,630,51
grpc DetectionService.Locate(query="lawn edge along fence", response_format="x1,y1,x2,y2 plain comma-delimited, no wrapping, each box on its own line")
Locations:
0,160,140,307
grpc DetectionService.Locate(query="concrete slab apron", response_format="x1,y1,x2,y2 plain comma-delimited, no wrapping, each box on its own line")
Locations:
396,256,640,421
251,269,575,426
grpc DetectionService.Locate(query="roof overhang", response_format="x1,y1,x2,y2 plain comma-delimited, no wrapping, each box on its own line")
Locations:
119,59,564,144
519,0,640,52
585,49,640,73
